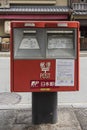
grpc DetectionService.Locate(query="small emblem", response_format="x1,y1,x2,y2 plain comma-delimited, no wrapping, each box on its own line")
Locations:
31,81,39,87
40,62,51,79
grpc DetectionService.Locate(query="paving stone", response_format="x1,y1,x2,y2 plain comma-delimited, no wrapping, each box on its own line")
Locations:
0,126,12,130
27,124,81,130
12,124,30,130
0,108,82,130
58,108,81,128
74,108,87,130
0,92,21,104
0,110,16,125
15,109,32,124
27,108,82,130
28,124,59,130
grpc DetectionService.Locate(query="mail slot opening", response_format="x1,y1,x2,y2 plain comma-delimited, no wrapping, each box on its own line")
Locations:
19,30,39,49
46,29,77,59
13,28,45,59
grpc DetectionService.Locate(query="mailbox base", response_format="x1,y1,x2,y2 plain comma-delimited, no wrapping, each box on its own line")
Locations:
32,92,58,124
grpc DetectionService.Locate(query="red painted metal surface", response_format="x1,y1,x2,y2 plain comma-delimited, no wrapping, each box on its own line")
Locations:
11,21,80,92
12,60,78,92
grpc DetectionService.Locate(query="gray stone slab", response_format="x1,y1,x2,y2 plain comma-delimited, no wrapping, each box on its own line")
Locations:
27,125,81,130
0,92,21,104
12,124,30,130
58,108,81,128
0,110,16,130
27,108,82,130
0,108,82,130
74,108,87,130
0,110,16,125
15,109,32,124
0,126,12,130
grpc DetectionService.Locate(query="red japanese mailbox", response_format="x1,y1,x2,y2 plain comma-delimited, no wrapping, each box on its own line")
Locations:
11,21,80,92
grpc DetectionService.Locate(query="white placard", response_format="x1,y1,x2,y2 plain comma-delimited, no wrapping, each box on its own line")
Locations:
19,37,39,49
4,21,10,34
55,59,74,86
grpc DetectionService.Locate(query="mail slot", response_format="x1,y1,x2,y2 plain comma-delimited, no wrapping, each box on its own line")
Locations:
11,21,80,92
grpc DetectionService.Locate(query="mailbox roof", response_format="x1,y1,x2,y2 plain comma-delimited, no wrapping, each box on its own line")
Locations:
0,5,70,14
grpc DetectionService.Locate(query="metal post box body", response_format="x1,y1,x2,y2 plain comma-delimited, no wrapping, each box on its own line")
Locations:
11,21,80,92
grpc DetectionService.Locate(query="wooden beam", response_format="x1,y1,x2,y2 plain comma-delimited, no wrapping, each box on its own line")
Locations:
74,15,87,19
9,0,56,5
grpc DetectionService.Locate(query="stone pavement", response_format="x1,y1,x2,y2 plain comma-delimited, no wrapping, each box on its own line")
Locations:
0,93,87,130
0,107,87,130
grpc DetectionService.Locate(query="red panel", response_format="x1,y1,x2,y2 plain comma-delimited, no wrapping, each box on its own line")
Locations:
45,21,80,28
13,60,55,92
11,21,80,28
11,59,79,92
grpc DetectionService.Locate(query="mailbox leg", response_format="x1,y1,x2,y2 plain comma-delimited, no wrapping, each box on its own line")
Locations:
32,92,57,124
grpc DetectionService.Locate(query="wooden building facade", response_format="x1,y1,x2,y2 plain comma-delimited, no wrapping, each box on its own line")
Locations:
0,0,87,52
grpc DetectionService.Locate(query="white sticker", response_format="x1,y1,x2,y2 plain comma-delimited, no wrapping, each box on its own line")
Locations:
19,37,39,49
55,59,74,86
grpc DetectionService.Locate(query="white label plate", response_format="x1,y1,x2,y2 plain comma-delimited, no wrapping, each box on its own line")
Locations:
55,59,74,86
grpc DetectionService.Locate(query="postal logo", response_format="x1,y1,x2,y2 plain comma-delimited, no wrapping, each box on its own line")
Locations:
40,62,51,79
